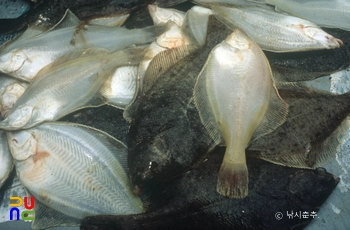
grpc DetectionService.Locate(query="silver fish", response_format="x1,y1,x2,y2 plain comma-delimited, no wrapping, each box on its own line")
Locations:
208,3,343,52
7,122,143,229
0,9,169,82
194,29,288,198
0,47,145,130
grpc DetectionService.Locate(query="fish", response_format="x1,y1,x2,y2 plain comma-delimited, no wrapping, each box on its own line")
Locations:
0,0,153,35
0,47,145,131
123,5,213,120
248,88,350,169
0,73,28,119
81,149,339,230
0,131,13,189
193,29,288,198
127,16,232,195
207,3,343,52
247,0,350,31
148,4,186,26
101,66,139,109
0,9,170,82
7,122,143,229
0,171,28,224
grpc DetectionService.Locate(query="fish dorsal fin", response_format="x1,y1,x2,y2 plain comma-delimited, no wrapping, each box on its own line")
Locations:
193,53,223,145
250,76,289,142
123,45,197,122
50,9,81,30
143,44,197,94
32,197,80,229
37,47,110,75
88,13,130,27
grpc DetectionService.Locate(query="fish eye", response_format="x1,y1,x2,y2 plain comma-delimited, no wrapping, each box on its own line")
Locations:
148,161,159,171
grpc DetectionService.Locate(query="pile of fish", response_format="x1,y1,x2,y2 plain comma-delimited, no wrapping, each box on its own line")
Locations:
0,0,349,229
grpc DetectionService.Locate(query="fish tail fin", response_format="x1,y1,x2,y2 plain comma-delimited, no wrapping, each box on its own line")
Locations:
217,160,248,199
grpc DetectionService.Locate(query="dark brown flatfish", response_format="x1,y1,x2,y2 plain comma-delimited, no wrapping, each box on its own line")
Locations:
81,149,339,230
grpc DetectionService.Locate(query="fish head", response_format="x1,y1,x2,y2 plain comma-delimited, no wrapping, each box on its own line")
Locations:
128,134,186,195
0,82,27,119
299,25,343,49
7,130,37,161
225,30,251,50
0,105,34,130
0,49,28,76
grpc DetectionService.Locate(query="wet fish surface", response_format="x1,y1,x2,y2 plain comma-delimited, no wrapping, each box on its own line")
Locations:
248,0,350,31
127,16,232,195
7,122,143,229
208,3,342,52
0,47,145,130
81,149,339,230
193,29,288,198
0,10,167,81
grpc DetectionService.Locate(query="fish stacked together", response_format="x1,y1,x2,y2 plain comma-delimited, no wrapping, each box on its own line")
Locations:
0,0,349,229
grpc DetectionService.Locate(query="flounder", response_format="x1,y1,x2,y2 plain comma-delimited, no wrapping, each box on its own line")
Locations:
0,47,145,130
7,122,143,229
193,29,288,198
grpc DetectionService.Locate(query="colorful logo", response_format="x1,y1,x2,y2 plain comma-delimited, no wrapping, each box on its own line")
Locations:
9,196,35,221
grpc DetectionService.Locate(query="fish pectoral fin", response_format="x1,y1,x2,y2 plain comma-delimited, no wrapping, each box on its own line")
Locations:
193,53,223,145
32,197,80,229
251,81,289,143
216,161,248,199
143,44,198,94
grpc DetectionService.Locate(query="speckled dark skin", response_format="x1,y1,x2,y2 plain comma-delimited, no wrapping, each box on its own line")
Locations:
127,16,232,195
265,27,350,82
248,89,350,168
81,149,338,230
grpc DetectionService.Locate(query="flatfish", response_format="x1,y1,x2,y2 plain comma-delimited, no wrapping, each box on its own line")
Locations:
81,149,339,230
193,29,288,198
127,16,231,195
0,47,145,130
7,122,143,229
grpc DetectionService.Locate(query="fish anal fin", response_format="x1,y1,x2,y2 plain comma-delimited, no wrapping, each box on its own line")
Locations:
32,197,80,229
193,55,222,145
251,82,289,142
217,161,248,198
143,44,197,94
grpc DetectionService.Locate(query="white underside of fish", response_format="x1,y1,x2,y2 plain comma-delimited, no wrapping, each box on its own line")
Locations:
194,30,288,198
209,4,343,52
0,10,168,82
0,47,145,130
7,122,143,228
248,0,350,31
